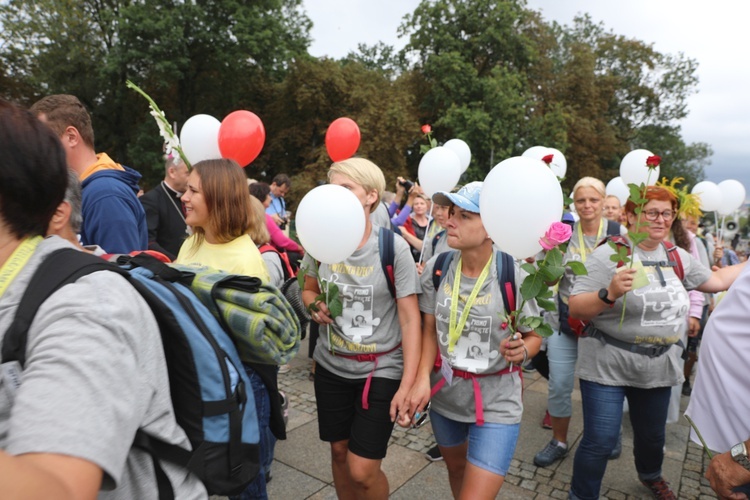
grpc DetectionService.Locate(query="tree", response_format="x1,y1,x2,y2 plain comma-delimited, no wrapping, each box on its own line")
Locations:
0,0,312,187
261,57,419,208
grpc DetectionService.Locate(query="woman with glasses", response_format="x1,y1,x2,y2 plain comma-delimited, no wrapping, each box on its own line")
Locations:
408,182,542,499
567,186,746,500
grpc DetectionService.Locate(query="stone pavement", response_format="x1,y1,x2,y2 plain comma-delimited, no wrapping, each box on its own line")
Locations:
231,334,718,499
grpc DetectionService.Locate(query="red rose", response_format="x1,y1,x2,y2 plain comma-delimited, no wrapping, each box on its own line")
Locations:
421,124,432,134
541,154,554,165
646,155,661,168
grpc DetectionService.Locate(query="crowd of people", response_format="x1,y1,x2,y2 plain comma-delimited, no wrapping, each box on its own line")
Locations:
1,94,750,500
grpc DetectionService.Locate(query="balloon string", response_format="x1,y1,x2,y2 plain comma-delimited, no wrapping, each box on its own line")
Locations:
418,204,435,266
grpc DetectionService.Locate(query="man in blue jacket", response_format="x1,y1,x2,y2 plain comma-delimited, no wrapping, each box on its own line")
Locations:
31,94,147,254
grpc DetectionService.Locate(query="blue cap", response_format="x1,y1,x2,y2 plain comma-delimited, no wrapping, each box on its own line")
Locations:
432,181,482,213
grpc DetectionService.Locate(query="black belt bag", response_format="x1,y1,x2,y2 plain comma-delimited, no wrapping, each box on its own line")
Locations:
583,324,686,359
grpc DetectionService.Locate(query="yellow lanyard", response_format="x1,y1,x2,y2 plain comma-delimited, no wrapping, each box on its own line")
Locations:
448,254,492,353
576,219,604,263
0,236,42,298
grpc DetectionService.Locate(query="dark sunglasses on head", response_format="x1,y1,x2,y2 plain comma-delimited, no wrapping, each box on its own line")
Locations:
412,401,432,429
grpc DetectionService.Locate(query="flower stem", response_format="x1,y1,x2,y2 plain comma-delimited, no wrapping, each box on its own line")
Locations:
684,414,714,459
619,169,654,328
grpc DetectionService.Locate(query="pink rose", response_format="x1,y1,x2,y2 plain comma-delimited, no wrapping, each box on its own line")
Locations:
541,154,554,165
421,124,432,134
539,221,573,250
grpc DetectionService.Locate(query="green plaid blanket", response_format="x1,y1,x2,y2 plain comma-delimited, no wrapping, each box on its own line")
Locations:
172,264,301,365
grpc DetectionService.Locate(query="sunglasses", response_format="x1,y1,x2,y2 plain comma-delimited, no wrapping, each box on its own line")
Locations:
412,401,431,429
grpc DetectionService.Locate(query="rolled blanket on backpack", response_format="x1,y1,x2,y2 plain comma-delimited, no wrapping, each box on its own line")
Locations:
173,264,301,365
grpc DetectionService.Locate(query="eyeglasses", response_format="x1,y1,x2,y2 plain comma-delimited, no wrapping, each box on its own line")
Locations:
412,401,431,429
643,209,674,221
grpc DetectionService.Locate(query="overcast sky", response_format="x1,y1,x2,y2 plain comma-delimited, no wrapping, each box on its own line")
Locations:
304,0,750,194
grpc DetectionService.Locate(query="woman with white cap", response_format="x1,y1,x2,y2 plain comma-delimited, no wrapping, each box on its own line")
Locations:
409,181,542,499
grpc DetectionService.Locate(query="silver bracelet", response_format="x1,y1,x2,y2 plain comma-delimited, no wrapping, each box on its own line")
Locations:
521,345,528,366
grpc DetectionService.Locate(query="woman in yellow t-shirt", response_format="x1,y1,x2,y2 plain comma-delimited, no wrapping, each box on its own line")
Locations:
175,158,273,499
175,158,269,282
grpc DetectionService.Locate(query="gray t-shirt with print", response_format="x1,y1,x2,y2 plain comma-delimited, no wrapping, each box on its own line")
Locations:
419,251,540,424
571,240,711,388
0,237,205,499
303,228,420,380
421,229,451,263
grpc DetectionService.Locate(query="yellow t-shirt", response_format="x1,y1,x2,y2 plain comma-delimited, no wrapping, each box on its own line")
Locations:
175,234,270,282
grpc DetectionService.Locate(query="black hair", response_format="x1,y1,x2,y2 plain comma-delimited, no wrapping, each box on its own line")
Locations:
0,99,68,238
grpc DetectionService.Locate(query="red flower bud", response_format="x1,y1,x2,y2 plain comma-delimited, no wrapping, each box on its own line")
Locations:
646,155,661,168
541,154,554,165
501,322,508,330
421,124,432,134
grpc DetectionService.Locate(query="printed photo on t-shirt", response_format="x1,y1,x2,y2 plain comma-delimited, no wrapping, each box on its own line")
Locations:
452,317,499,373
632,267,688,335
332,278,381,343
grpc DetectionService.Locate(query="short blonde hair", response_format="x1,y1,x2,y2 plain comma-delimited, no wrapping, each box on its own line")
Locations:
248,195,271,245
571,177,606,199
328,158,386,213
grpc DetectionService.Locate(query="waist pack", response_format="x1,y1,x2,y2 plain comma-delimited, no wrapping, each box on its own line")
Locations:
173,264,301,365
1,249,260,498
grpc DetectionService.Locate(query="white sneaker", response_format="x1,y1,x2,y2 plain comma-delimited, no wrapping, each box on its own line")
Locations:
278,364,291,374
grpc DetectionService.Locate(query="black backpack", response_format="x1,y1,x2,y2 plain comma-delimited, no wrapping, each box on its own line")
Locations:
1,250,260,498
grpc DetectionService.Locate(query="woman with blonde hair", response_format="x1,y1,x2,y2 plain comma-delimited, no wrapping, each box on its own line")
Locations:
301,157,421,500
534,176,624,468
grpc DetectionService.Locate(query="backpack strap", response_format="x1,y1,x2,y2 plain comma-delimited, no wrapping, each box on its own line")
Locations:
432,250,456,291
432,229,446,252
258,243,295,281
496,251,516,315
378,226,396,299
606,219,621,237
662,241,685,281
2,248,123,367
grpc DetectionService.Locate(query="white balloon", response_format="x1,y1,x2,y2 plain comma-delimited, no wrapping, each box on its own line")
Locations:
444,138,472,173
180,114,222,165
606,177,630,205
717,180,747,216
295,185,366,264
480,156,563,259
522,145,566,178
619,149,659,186
691,181,722,212
545,147,567,178
521,145,548,159
418,147,461,197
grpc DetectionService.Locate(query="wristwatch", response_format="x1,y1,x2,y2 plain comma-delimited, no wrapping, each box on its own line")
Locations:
598,288,616,306
731,441,750,470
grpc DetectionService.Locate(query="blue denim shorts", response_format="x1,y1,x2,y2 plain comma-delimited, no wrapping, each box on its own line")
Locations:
429,410,520,476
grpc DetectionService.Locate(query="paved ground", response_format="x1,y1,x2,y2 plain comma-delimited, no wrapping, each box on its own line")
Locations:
227,334,718,499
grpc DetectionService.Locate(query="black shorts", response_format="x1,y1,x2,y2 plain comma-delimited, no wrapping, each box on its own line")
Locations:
313,364,401,460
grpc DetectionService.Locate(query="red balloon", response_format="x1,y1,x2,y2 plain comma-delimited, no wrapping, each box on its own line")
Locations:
218,110,265,167
325,117,360,162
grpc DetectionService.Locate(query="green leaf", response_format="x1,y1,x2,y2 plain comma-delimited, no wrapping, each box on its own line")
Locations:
545,265,566,280
328,298,343,318
536,297,557,312
521,263,537,275
327,282,340,302
567,261,588,276
546,247,564,267
420,144,431,154
538,287,554,299
536,323,554,338
520,273,545,301
297,265,308,289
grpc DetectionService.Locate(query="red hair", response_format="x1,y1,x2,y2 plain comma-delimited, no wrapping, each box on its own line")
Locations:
624,186,677,215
